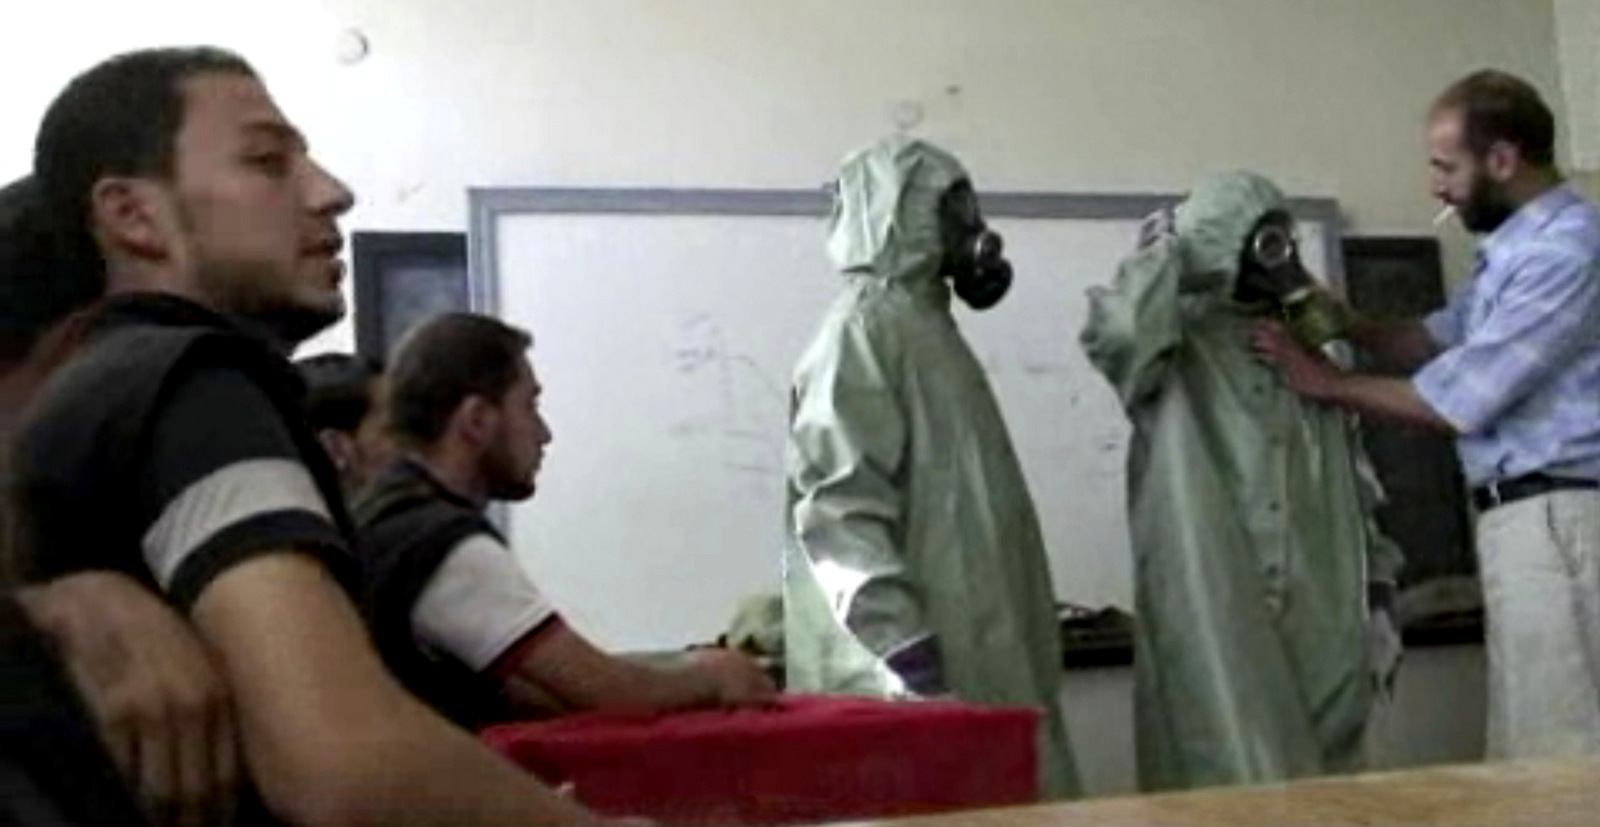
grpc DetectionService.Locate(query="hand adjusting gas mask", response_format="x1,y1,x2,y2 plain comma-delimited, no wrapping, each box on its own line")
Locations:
1235,211,1348,347
939,180,1013,311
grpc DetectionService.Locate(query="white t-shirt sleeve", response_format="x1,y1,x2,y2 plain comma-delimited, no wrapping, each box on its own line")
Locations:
409,532,560,671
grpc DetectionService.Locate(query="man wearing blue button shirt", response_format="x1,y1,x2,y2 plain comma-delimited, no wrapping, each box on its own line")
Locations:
1255,69,1600,759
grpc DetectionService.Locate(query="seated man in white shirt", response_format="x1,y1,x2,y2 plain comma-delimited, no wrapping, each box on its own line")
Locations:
354,312,776,728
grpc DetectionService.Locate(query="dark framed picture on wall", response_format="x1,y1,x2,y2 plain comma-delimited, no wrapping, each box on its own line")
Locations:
1342,236,1479,637
351,231,470,361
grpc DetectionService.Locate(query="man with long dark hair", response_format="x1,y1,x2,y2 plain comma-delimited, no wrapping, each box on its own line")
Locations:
10,49,627,825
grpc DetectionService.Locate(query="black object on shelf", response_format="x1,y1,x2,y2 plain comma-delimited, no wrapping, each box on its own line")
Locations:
1059,604,1135,669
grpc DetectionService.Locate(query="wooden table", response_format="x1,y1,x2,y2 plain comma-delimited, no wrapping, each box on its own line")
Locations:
833,761,1600,826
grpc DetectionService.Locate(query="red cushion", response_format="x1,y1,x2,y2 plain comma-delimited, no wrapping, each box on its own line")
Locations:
481,695,1039,825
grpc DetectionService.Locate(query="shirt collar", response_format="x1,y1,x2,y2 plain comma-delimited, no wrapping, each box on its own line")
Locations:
393,456,481,511
95,292,236,333
91,291,307,401
1483,183,1582,254
94,291,297,356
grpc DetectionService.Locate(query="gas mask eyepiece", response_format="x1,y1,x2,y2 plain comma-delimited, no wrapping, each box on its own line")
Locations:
1240,214,1348,347
1240,217,1313,302
1251,223,1298,274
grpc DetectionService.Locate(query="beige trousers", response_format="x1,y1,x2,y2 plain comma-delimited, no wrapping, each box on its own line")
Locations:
1478,490,1600,759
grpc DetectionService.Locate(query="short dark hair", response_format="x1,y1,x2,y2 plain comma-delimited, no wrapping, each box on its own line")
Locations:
296,353,383,433
33,47,258,274
1433,69,1558,167
0,176,103,365
388,313,532,448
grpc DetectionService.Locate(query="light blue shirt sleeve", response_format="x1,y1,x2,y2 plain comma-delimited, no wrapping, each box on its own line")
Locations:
1414,245,1600,434
1422,280,1472,348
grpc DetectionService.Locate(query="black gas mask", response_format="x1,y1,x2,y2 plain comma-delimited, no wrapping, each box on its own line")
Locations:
938,181,1013,311
1235,211,1348,347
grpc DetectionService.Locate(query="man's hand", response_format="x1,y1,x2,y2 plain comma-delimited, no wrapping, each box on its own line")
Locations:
1136,206,1176,250
686,648,779,707
1253,319,1458,431
1250,320,1341,401
18,572,237,827
1369,608,1404,700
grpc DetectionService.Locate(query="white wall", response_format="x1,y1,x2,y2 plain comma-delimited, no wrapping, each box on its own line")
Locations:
1557,0,1600,169
0,0,1564,352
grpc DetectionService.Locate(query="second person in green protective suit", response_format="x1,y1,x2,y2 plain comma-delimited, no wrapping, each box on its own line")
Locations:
1081,170,1405,793
782,135,1081,800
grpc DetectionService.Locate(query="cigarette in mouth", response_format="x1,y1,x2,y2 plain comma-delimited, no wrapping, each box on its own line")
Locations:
1432,205,1456,227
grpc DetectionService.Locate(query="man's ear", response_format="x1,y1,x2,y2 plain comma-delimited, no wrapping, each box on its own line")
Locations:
455,396,498,449
87,177,174,260
317,429,355,472
1484,141,1520,184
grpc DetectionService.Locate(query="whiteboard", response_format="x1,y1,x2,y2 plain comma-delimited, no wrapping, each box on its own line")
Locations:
476,189,1339,651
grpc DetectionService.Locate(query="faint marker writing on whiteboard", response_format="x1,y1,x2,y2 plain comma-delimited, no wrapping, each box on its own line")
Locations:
669,313,789,501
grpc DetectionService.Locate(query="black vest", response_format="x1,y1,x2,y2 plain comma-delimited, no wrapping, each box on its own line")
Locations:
11,293,360,596
7,294,359,826
353,460,515,730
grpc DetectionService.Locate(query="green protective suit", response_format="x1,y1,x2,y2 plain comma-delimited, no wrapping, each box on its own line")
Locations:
782,136,1080,800
1080,171,1404,792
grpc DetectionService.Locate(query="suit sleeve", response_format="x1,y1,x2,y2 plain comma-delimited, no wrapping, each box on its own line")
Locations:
1352,447,1406,592
787,313,944,695
1080,238,1188,411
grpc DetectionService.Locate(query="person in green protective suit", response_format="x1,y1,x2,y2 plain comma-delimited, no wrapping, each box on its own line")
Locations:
1080,170,1405,792
782,135,1080,800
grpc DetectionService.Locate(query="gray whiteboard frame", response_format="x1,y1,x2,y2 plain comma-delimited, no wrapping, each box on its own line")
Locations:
465,187,1345,316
